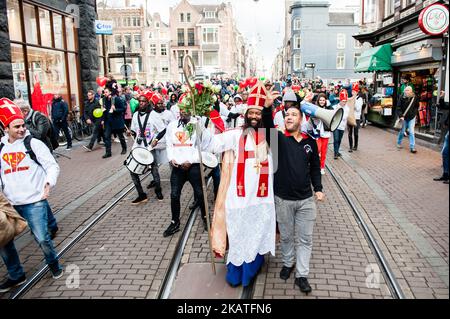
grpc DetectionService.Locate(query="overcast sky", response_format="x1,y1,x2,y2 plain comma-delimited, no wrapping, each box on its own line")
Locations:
102,0,359,74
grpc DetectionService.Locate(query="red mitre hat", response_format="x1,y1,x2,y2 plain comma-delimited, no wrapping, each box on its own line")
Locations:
247,81,267,111
0,98,24,128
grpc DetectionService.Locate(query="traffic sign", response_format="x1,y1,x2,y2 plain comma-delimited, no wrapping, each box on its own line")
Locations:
120,64,132,77
305,63,316,68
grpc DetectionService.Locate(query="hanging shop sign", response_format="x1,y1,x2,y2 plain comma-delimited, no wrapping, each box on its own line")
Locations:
419,3,449,36
95,20,113,35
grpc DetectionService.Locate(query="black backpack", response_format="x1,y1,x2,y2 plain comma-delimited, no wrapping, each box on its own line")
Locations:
31,111,59,151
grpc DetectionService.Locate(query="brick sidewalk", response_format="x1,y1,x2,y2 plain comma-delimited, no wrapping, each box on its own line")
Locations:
327,125,448,298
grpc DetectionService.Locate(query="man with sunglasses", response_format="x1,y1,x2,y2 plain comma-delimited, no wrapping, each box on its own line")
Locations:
0,98,63,292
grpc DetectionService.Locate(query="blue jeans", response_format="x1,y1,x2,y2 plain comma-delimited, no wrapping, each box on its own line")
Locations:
0,200,61,280
333,129,345,155
443,132,449,175
397,118,416,150
47,204,57,233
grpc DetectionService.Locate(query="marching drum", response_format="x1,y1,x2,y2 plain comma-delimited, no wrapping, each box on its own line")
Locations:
201,152,219,169
124,147,154,175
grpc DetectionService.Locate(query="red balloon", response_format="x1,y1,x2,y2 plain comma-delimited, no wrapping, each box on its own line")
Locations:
96,76,107,87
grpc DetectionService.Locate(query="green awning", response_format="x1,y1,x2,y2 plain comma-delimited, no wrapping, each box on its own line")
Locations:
354,44,393,73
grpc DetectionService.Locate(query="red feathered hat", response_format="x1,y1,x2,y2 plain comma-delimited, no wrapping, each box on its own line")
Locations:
247,82,268,111
0,98,24,128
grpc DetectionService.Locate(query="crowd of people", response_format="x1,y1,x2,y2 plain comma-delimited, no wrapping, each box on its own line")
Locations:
0,71,447,295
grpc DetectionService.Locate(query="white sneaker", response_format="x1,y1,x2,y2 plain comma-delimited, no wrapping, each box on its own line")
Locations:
113,138,120,143
321,169,326,175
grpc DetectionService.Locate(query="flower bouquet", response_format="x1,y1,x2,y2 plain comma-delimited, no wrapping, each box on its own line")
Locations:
178,80,222,137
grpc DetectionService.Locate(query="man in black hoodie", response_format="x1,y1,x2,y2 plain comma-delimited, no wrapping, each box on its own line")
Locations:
51,94,72,150
263,94,324,294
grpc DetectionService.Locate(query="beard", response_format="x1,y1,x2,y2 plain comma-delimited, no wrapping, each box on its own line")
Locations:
244,116,263,129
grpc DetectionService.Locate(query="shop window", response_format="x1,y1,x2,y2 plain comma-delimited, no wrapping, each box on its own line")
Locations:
65,17,76,51
67,53,80,108
6,0,22,42
23,4,38,45
53,14,64,49
11,44,28,101
39,9,52,47
27,47,68,111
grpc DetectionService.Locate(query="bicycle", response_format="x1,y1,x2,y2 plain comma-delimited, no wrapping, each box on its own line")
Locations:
69,107,94,141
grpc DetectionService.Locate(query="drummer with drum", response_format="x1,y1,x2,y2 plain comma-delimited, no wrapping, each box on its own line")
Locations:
126,94,166,204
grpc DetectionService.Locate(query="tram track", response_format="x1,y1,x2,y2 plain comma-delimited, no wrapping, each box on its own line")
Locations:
326,164,405,299
9,171,153,299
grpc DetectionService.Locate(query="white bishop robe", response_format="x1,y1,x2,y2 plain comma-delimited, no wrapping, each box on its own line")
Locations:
206,128,276,266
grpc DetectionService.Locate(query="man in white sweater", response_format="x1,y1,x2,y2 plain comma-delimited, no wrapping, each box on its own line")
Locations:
0,98,63,293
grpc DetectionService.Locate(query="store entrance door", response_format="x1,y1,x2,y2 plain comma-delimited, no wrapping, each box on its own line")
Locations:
398,63,440,137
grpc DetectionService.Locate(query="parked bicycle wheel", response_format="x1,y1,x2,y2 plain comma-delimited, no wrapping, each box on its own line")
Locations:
70,121,82,141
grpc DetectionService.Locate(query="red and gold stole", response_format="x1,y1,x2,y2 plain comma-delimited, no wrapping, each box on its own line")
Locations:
236,130,269,198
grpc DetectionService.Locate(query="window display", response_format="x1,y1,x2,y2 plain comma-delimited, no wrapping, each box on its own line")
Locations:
371,72,394,117
6,1,80,112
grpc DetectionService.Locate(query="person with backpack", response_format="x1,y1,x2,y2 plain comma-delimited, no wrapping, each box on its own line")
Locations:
16,100,56,152
0,98,63,293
